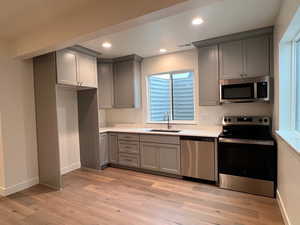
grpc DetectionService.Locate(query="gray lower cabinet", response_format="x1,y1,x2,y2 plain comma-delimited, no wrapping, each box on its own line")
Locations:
119,153,140,168
198,45,219,106
108,133,118,163
158,144,180,175
118,137,140,168
140,142,160,171
119,140,140,154
99,133,108,167
141,142,181,175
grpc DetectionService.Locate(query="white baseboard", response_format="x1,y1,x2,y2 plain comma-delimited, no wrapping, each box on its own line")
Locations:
277,190,292,225
61,162,81,175
0,177,39,197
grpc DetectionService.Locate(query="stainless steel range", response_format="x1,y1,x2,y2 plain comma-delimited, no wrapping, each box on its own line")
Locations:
218,116,277,197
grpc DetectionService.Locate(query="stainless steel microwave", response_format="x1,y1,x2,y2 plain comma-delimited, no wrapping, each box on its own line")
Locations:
220,76,270,103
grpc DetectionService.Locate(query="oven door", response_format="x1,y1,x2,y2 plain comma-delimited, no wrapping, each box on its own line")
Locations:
218,138,276,181
218,138,277,197
220,82,255,103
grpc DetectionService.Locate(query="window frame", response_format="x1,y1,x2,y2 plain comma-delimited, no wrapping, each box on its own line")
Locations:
146,70,196,124
291,32,300,133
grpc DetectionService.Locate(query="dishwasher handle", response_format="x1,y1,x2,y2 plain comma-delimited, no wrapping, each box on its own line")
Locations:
180,136,215,142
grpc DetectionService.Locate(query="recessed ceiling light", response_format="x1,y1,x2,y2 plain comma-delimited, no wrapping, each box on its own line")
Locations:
160,48,167,53
192,17,204,25
102,42,112,48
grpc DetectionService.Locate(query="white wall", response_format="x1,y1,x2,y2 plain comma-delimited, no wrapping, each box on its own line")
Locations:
0,40,39,196
0,112,5,191
274,1,300,225
56,87,81,175
105,49,273,127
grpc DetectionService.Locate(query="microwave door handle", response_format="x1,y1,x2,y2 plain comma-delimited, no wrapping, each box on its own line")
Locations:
254,82,257,99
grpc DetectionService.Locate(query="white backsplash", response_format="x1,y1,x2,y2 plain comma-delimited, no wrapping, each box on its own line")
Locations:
101,103,273,128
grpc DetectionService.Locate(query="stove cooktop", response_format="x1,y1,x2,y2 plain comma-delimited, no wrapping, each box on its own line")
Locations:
220,116,273,141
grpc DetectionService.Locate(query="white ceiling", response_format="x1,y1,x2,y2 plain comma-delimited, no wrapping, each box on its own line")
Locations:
0,0,99,40
81,0,281,58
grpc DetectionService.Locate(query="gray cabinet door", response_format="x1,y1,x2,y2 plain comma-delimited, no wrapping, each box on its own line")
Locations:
113,60,135,108
98,62,114,108
198,45,219,106
99,133,108,167
56,49,78,86
181,140,215,181
140,142,160,171
159,144,180,175
108,133,118,163
243,35,270,78
77,53,98,88
219,40,244,80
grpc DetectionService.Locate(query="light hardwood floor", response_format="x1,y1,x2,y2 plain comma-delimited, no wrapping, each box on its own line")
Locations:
0,167,284,225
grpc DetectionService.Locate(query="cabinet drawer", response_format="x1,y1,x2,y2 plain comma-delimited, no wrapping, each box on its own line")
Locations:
119,153,140,168
118,133,139,141
119,141,140,154
140,135,180,145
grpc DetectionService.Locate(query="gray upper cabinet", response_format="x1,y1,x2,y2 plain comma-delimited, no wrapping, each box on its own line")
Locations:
56,49,78,86
194,26,273,84
219,40,244,80
56,49,98,88
198,45,219,106
219,35,271,80
77,52,98,88
98,61,114,108
243,35,270,78
113,55,142,108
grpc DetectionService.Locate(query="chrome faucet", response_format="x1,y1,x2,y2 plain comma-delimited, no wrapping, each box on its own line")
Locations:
164,112,171,130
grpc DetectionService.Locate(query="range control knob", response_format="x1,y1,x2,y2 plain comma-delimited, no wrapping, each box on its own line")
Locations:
224,118,228,122
259,119,263,123
228,118,231,122
264,118,269,123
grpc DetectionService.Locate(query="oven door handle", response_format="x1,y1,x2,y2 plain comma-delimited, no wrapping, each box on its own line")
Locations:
218,137,274,146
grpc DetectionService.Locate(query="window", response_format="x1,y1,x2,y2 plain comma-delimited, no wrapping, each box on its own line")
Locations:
148,71,194,122
276,13,300,154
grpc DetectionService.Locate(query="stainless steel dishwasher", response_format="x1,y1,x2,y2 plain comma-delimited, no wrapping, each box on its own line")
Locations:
180,136,216,181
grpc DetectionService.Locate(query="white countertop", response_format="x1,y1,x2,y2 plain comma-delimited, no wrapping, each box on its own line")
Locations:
99,127,221,138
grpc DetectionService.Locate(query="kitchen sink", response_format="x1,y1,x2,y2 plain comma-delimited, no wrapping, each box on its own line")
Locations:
149,129,181,133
